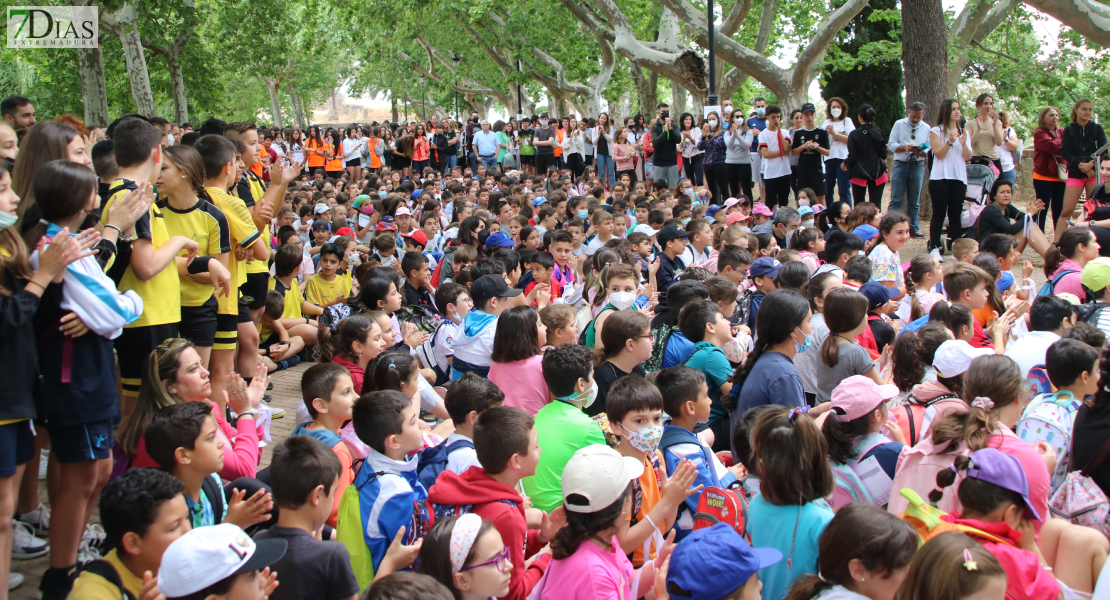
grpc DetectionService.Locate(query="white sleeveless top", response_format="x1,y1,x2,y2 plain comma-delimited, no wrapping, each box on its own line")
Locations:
930,125,970,183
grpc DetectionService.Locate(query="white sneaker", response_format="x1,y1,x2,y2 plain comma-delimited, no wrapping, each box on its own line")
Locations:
270,407,285,419
82,524,106,550
37,449,48,480
18,503,49,536
76,537,101,564
8,572,23,591
11,521,48,559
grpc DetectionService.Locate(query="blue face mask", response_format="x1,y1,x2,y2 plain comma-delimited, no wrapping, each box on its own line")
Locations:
756,108,766,117
378,190,388,199
794,329,813,354
577,209,589,220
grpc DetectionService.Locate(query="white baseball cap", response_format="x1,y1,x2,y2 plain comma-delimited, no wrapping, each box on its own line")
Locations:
395,206,412,217
561,444,644,513
933,340,993,379
314,202,329,214
158,524,287,598
633,224,656,237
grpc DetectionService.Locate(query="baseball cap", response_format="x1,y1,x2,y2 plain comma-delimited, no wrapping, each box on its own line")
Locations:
335,226,354,238
798,206,814,217
395,206,412,217
726,212,751,227
375,219,397,232
667,523,782,599
412,190,422,200
706,205,721,218
658,224,694,245
965,448,1043,521
470,274,522,306
749,257,781,279
401,230,428,247
723,197,743,210
484,231,516,249
800,102,817,113
932,340,993,378
633,224,657,236
853,224,879,242
859,281,899,311
752,203,773,217
158,524,287,598
532,196,549,207
561,444,644,513
812,204,827,214
314,202,329,215
1083,258,1110,292
831,375,900,422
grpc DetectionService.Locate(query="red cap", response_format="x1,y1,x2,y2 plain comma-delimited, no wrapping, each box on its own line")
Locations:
401,229,428,247
335,226,355,237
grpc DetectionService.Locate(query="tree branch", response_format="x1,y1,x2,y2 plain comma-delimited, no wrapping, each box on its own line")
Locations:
719,0,753,38
970,39,1020,61
1021,0,1110,48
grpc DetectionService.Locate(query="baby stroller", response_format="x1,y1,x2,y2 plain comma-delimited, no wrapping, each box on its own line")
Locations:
943,161,997,235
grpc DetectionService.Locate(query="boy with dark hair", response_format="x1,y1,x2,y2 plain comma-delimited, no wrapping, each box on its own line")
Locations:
522,344,606,512
679,301,734,451
980,233,1023,294
582,210,615,256
680,218,714,267
815,230,864,280
336,390,428,588
400,252,435,312
842,254,873,289
306,243,351,307
257,290,304,372
418,282,470,386
1005,294,1074,377
253,436,360,600
653,280,710,372
426,406,552,600
944,262,998,349
290,363,357,528
69,469,189,600
526,251,562,306
438,373,505,476
548,230,577,290
655,224,694,295
656,366,741,540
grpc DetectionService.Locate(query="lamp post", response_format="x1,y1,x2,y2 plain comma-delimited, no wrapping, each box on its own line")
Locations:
516,60,523,117
706,0,718,107
419,74,427,122
452,53,461,122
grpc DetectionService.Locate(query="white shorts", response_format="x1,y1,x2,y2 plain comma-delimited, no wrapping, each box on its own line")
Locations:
751,154,763,184
1060,579,1093,600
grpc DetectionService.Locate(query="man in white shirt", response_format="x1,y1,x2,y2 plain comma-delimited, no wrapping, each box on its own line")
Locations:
887,102,930,237
1004,295,1074,378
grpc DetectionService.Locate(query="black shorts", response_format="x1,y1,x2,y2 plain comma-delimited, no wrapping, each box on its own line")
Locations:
345,158,360,167
238,297,254,323
325,170,344,180
48,419,113,464
520,154,535,165
215,313,238,351
393,156,411,169
0,421,33,477
115,323,180,398
180,296,218,347
535,154,555,174
796,170,825,194
242,272,269,310
259,331,280,349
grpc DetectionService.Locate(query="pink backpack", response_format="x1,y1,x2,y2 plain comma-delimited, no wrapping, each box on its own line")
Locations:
1048,434,1110,536
887,437,971,517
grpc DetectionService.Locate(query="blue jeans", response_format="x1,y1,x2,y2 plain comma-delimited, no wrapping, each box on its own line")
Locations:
889,160,925,233
999,168,1017,185
825,158,852,205
595,154,616,188
480,155,497,171
445,155,458,172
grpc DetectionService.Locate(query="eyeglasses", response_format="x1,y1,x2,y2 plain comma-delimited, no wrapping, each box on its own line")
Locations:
639,332,655,341
460,546,511,573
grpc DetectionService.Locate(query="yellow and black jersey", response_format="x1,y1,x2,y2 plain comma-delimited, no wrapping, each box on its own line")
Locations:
260,277,305,340
305,271,351,307
205,186,260,316
237,170,271,275
104,178,181,327
159,197,231,307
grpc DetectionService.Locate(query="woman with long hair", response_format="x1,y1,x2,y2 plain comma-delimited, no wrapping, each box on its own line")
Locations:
724,108,754,200
285,127,305,171
592,113,615,189
729,290,813,422
342,126,362,181
395,132,415,178
1043,225,1099,297
412,123,430,175
1032,106,1066,231
306,125,326,175
1056,99,1107,242
967,93,1004,171
843,103,889,206
678,113,704,186
974,180,1052,259
928,99,973,254
697,110,728,206
325,129,344,179
378,126,395,171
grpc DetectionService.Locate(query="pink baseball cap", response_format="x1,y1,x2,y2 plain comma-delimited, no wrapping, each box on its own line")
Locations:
726,212,751,226
752,203,773,217
723,197,743,210
830,375,900,422
395,206,412,217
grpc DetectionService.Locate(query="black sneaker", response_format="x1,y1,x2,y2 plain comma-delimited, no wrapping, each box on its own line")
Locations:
267,382,273,391
262,394,273,404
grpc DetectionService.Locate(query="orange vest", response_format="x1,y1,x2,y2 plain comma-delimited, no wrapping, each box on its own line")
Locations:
369,138,382,169
325,142,343,172
306,139,326,167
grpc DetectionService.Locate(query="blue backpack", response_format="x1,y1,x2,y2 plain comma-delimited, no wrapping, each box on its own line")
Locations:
416,438,474,491
1039,270,1077,297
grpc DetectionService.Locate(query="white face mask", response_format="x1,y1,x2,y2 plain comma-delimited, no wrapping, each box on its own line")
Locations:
608,291,637,311
560,379,599,409
831,108,842,118
708,119,719,128
622,423,663,454
733,117,744,124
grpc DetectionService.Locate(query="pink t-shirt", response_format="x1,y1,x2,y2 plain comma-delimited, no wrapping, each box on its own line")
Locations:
1051,258,1085,297
489,354,550,416
539,536,634,600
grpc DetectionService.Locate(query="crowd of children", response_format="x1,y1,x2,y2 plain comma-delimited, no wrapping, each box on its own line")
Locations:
9,105,1110,600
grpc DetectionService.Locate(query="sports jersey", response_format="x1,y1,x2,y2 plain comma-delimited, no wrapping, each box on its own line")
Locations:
205,186,261,315
306,271,352,306
159,197,231,307
237,171,271,275
325,143,343,172
260,277,305,340
104,179,181,327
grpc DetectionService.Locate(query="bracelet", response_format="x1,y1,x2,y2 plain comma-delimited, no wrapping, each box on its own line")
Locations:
103,224,123,236
643,512,658,531
24,280,45,293
305,317,310,325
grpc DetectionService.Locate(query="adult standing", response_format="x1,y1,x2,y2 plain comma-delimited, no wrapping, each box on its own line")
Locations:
724,108,754,201
1056,99,1107,242
440,120,458,173
494,120,510,171
843,104,889,206
561,116,586,182
996,112,1020,186
592,113,616,188
471,120,501,173
747,98,768,203
756,105,794,210
305,125,326,176
1033,106,1067,233
341,127,362,181
698,111,727,205
679,113,704,186
650,103,681,190
532,113,558,178
928,99,973,254
966,93,1005,173
887,102,929,237
822,97,855,205
583,117,595,167
464,111,481,172
793,103,831,205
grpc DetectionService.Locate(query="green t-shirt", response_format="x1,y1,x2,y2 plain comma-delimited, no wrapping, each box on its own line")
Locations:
497,131,510,161
520,129,536,156
684,341,733,423
522,399,607,512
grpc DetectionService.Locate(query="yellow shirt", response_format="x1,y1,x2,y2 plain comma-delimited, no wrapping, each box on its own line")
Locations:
205,186,261,315
260,276,305,339
159,197,231,307
306,271,351,307
239,171,272,276
104,179,180,327
69,549,143,600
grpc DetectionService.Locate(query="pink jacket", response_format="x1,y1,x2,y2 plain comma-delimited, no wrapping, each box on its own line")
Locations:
1050,258,1085,298
132,400,260,481
940,514,1059,600
613,143,635,171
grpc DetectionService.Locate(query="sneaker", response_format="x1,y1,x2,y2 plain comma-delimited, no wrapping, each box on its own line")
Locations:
8,572,22,591
76,537,101,564
82,524,106,551
262,394,273,404
11,520,48,559
18,503,49,536
270,407,285,419
38,449,48,480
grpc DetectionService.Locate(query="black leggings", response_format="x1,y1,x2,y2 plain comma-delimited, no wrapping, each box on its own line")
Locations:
851,181,887,207
1032,178,1066,231
726,163,753,200
683,154,704,186
763,175,793,210
929,179,967,248
704,163,728,206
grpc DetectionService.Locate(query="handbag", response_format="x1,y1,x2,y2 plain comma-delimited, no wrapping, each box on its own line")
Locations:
1047,427,1110,537
1053,130,1069,180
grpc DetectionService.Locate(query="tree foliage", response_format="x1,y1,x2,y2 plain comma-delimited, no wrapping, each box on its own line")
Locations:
820,0,905,132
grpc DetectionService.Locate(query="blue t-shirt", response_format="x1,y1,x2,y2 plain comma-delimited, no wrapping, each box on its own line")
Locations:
747,116,767,151
747,290,766,330
662,330,694,369
729,352,804,454
684,342,733,423
748,495,834,600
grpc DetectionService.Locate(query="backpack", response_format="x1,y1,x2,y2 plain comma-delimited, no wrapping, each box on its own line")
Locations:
897,489,1013,546
692,487,751,541
77,560,137,600
1023,365,1053,398
1016,391,1082,491
1038,269,1078,297
416,438,474,491
894,393,960,447
1075,301,1110,327
415,320,455,385
645,324,676,374
829,435,892,509
1047,434,1110,536
396,304,441,336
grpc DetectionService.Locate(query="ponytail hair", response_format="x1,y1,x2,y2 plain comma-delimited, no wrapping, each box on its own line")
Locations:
1044,226,1094,279
930,452,1027,513
789,226,820,252
903,254,937,321
368,351,418,394
930,355,1022,452
821,288,868,368
318,315,374,363
728,290,811,412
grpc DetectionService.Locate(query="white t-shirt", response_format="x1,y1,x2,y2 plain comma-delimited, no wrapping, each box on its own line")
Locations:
868,243,904,287
1004,331,1061,379
757,128,793,180
822,118,855,160
930,126,971,183
998,127,1016,171
443,432,481,476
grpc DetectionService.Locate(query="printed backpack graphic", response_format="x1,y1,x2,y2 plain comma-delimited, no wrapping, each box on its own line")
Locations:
1016,391,1081,491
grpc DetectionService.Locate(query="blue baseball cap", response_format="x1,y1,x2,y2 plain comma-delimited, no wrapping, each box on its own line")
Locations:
706,205,721,218
484,231,516,249
667,523,782,599
853,224,880,243
749,256,781,279
532,196,549,207
859,281,899,311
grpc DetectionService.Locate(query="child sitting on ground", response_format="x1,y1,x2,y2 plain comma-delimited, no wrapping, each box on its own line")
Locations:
258,290,305,372
156,523,286,600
